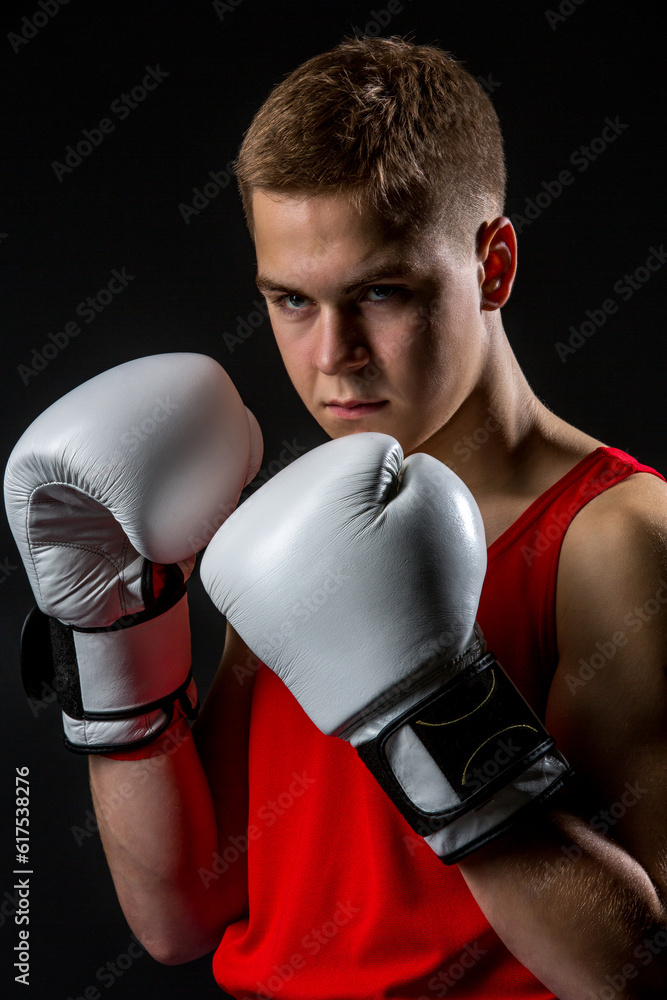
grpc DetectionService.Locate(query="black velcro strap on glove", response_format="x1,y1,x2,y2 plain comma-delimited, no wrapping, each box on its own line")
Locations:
19,561,197,745
356,648,563,837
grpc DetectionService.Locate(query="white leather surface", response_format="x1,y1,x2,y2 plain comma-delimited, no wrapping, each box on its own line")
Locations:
73,594,193,712
63,678,198,749
4,353,261,743
201,432,486,736
5,353,262,592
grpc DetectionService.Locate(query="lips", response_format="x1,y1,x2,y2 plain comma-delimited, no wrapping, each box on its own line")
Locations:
326,399,388,419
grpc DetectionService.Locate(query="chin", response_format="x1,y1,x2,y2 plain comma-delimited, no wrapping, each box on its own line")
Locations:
313,406,411,448
324,423,373,440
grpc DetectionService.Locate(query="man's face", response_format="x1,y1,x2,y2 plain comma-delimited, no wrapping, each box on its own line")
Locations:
253,189,489,455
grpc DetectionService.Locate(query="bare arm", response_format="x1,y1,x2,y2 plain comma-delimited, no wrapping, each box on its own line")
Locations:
458,473,667,999
458,798,666,998
89,621,257,965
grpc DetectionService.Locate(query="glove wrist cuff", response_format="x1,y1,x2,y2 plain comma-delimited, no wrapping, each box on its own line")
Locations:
355,637,572,864
100,703,191,761
21,593,198,753
63,675,198,755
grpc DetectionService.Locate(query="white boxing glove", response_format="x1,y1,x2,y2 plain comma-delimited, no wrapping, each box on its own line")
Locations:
200,432,571,863
4,353,262,753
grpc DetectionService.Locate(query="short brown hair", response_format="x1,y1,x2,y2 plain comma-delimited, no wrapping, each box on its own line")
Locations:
234,35,506,251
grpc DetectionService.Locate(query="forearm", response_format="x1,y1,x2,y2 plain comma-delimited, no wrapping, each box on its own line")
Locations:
89,718,231,965
458,807,667,999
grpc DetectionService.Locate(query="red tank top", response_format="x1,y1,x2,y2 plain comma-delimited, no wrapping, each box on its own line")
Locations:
212,446,664,999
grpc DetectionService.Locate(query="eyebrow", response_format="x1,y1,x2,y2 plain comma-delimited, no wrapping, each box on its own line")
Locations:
255,259,417,297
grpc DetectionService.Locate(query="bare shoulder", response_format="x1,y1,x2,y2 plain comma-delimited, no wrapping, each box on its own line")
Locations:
549,464,667,759
555,469,667,645
544,465,667,892
571,464,667,518
566,466,667,542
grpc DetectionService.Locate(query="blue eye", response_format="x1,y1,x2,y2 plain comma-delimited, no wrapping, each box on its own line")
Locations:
272,285,404,314
366,285,397,302
283,294,308,310
271,293,311,314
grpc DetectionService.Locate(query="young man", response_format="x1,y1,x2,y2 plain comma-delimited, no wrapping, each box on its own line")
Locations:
9,34,667,1000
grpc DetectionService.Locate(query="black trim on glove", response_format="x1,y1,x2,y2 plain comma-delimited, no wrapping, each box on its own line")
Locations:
356,647,567,836
19,561,189,723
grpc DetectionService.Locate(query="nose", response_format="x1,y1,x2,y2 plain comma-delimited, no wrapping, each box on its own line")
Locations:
313,308,371,376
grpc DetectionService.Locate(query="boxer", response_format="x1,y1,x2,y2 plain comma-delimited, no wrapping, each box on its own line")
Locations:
7,35,667,1000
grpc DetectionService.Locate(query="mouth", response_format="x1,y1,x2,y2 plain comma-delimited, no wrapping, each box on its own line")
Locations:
325,399,389,419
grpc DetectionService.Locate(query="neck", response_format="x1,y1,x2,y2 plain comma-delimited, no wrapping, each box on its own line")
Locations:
413,315,557,499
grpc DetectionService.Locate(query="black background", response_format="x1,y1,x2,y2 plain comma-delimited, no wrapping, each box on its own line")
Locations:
0,1,665,997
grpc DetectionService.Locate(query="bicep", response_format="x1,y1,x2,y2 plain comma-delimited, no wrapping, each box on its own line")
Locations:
546,481,667,895
547,650,667,898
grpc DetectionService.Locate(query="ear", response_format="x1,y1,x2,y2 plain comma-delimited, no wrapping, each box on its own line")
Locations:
476,217,517,311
